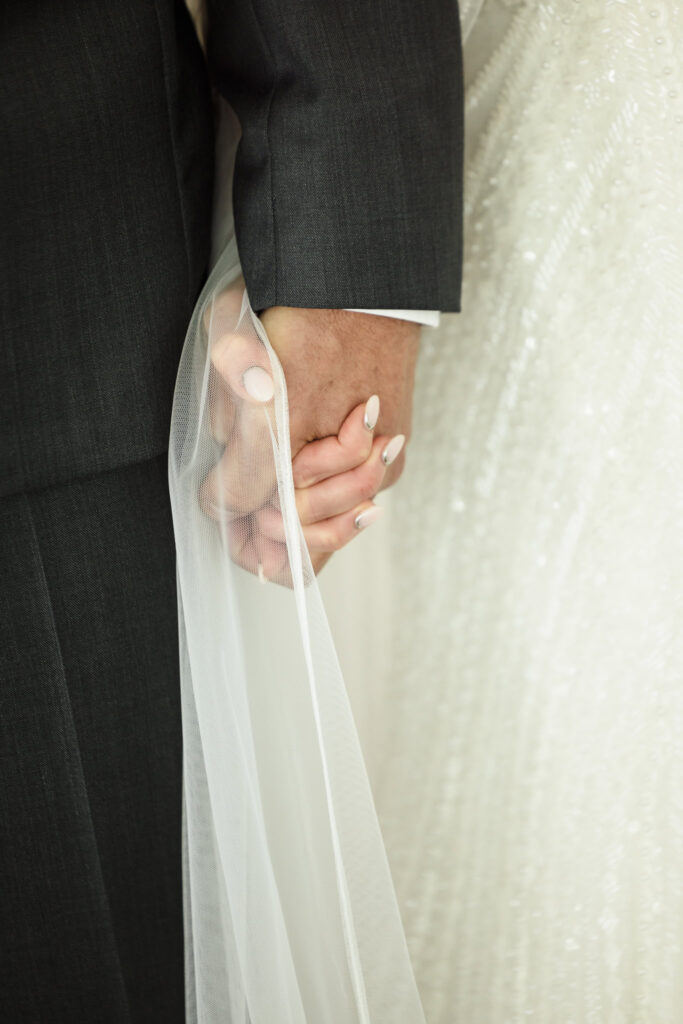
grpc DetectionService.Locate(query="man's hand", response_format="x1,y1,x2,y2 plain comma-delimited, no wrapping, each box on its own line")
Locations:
259,306,419,492
201,285,420,580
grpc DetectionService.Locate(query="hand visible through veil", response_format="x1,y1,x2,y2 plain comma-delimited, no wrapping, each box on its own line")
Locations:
199,278,418,582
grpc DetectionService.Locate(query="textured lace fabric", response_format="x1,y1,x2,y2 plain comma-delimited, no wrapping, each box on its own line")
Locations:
322,2,683,1021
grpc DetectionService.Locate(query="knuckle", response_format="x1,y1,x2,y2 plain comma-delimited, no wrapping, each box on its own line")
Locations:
322,526,343,552
359,481,375,504
330,530,345,552
316,529,332,551
358,434,374,463
300,493,318,524
356,468,379,503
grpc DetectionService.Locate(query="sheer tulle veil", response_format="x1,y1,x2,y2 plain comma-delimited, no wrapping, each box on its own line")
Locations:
168,83,426,1022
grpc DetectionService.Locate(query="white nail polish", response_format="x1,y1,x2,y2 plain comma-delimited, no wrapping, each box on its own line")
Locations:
243,365,274,402
257,562,268,584
364,394,380,431
381,434,405,466
354,505,384,530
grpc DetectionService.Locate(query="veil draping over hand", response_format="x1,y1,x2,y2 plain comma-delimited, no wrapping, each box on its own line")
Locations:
168,97,425,1021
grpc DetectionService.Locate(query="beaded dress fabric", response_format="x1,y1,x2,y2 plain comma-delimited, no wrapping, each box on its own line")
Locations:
323,1,683,1021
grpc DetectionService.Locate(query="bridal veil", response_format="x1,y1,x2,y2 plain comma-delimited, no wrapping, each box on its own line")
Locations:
168,92,425,1018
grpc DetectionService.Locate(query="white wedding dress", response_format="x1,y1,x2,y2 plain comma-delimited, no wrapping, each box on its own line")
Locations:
322,1,683,1021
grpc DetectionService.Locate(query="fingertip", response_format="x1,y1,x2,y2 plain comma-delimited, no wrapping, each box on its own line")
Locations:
354,503,384,530
243,365,274,402
363,394,380,431
211,332,275,404
337,399,376,459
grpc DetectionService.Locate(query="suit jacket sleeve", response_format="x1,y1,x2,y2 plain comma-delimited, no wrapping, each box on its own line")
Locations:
205,0,464,313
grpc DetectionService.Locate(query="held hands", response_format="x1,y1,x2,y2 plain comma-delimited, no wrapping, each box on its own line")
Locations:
201,281,419,579
274,392,405,576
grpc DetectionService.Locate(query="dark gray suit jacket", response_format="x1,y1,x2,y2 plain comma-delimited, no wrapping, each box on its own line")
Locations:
0,2,462,1018
1,0,463,498
206,0,464,311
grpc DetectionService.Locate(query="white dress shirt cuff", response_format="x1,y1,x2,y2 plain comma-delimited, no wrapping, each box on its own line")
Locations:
344,308,441,328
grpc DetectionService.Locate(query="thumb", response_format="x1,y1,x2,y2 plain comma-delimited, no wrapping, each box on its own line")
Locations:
207,285,275,405
211,330,275,405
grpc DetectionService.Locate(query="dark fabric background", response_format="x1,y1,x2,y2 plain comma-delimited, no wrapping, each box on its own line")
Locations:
1,2,211,1018
0,0,214,497
0,0,463,1018
0,456,185,1022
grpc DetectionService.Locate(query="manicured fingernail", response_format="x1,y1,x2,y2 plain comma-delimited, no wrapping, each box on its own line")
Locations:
364,394,380,431
381,434,405,466
257,562,268,584
354,505,384,530
243,365,274,402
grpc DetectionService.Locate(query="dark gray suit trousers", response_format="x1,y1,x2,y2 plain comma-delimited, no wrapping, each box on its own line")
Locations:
0,0,462,1019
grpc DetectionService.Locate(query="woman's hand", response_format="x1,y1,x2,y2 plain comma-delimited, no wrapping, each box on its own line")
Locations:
257,395,405,575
